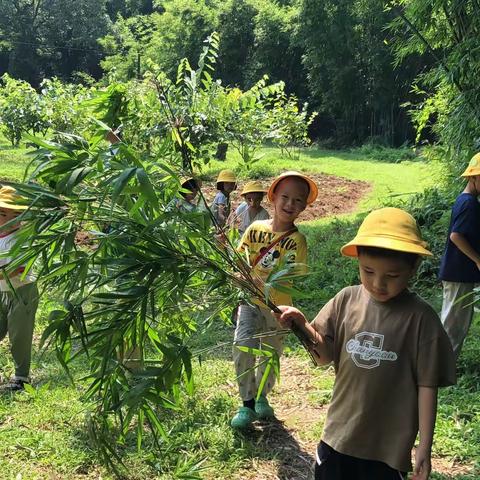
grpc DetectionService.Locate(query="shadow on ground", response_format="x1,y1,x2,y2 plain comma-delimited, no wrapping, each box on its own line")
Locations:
235,418,316,480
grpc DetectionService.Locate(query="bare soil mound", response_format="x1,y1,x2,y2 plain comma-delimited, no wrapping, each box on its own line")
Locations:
201,173,371,222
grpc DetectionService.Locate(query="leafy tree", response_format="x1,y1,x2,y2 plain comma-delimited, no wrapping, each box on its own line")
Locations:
99,14,156,81
5,42,314,475
39,77,92,134
390,0,480,167
298,0,420,145
216,0,257,87
0,74,46,145
0,0,110,85
246,0,307,98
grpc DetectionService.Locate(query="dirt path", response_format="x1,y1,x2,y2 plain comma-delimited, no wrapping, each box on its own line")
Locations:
230,356,474,480
201,173,371,222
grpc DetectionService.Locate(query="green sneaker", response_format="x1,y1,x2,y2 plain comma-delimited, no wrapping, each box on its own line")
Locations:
255,396,275,419
231,407,257,429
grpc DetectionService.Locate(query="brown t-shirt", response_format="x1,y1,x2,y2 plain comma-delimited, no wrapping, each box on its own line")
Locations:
312,285,456,472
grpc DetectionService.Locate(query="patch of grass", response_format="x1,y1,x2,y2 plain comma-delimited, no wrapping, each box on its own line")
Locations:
0,134,32,182
351,142,418,163
206,145,443,211
1,142,478,478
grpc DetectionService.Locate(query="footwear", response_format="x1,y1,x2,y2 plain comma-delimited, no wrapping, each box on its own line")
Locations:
231,407,257,429
0,378,28,393
255,396,275,419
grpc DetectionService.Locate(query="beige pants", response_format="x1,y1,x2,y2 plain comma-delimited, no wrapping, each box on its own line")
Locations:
0,283,39,380
441,281,477,358
232,304,285,401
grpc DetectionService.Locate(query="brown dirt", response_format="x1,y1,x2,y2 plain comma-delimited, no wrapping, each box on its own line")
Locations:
201,173,371,223
224,357,475,480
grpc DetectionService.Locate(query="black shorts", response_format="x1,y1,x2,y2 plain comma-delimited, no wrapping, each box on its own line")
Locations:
314,441,407,480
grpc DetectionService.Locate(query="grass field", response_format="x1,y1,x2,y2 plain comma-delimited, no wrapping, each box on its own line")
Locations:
0,138,479,479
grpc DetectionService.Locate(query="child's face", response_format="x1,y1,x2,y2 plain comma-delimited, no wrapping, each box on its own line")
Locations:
223,182,236,194
470,175,480,194
184,188,198,203
358,252,417,302
244,192,264,209
271,177,308,224
0,208,20,227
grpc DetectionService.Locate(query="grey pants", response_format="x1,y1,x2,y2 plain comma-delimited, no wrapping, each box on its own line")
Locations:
0,283,39,380
232,304,285,401
441,281,477,359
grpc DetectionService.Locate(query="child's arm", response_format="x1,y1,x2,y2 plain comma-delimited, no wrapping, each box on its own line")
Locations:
413,386,438,480
450,232,480,269
276,306,331,366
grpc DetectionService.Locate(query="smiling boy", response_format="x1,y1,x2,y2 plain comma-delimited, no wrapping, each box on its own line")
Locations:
234,180,270,235
231,171,318,429
277,207,456,480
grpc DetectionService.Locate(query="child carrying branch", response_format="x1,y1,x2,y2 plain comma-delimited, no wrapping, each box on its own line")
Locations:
231,171,318,429
278,208,456,480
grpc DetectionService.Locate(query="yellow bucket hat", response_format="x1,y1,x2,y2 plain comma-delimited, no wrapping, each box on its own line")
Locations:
216,169,237,184
267,171,318,205
0,186,28,211
461,152,480,177
241,181,267,196
180,175,202,189
341,207,432,257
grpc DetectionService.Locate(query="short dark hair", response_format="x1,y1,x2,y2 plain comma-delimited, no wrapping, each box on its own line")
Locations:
217,181,236,192
180,179,199,198
357,246,419,267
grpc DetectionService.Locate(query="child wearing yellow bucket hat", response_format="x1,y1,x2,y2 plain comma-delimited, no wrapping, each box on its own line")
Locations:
0,186,39,392
231,171,318,429
276,207,455,479
211,169,237,228
233,180,270,235
167,175,202,213
439,152,480,359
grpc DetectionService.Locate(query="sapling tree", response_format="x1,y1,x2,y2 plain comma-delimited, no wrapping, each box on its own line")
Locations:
7,36,313,476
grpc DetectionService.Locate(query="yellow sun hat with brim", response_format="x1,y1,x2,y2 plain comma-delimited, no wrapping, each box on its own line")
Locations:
267,171,318,205
216,169,237,185
461,152,480,177
0,186,28,211
180,175,202,189
341,207,432,257
241,181,267,196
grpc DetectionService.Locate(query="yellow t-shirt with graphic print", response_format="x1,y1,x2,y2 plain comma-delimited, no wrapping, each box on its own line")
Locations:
237,220,307,307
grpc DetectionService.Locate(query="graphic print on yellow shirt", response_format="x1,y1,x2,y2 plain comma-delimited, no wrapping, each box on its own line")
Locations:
237,220,307,306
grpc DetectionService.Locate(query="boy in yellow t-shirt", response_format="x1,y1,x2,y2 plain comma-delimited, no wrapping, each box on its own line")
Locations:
231,171,318,429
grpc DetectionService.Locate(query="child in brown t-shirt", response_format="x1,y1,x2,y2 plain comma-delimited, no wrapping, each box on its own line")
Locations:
277,207,456,480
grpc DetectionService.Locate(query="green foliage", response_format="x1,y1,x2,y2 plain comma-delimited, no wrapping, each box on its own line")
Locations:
0,74,46,145
39,78,93,134
352,141,417,163
0,0,110,85
270,94,317,159
4,37,316,474
299,0,418,145
390,0,480,167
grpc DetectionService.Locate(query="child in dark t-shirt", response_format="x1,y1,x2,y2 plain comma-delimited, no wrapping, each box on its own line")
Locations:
439,153,480,358
277,208,456,480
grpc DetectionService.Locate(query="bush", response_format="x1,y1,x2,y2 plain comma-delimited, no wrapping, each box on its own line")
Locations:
353,141,417,163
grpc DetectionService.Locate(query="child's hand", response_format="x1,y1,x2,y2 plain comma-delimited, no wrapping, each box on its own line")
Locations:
214,232,227,245
412,446,431,480
274,306,306,329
